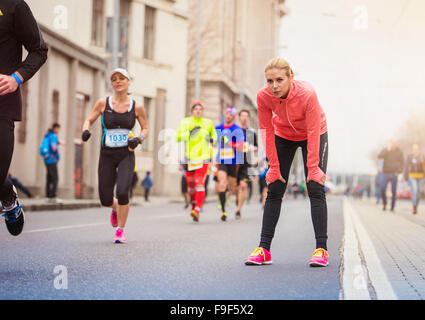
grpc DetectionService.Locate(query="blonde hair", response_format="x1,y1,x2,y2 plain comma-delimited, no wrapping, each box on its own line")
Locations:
264,57,293,77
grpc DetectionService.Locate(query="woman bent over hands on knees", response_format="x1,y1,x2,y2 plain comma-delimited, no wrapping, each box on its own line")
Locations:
245,58,329,267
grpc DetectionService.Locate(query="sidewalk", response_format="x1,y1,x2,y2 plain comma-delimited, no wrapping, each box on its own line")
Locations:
342,196,425,300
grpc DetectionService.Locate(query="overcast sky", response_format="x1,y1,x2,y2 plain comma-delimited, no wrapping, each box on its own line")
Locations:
279,0,425,175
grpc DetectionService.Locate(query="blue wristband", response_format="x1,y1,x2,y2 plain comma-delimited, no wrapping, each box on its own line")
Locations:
11,73,22,86
140,134,144,141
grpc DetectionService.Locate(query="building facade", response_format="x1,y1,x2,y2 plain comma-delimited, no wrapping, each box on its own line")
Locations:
10,0,190,198
186,0,287,126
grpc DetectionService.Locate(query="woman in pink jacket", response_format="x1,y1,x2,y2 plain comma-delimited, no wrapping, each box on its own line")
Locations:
245,58,329,267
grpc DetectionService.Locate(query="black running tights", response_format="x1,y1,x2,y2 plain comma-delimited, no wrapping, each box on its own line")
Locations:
0,118,15,202
259,133,329,251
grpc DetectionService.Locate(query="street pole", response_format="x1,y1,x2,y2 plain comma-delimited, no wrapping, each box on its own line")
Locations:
239,45,245,109
195,0,201,101
112,0,120,69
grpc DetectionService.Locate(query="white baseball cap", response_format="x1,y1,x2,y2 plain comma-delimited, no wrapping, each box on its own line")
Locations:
110,68,131,81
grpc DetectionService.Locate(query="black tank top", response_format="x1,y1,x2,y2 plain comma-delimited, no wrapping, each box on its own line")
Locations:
101,96,136,149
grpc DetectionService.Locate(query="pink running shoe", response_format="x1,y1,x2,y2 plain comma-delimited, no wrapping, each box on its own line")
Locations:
244,247,272,265
110,210,118,228
114,228,127,243
309,248,329,267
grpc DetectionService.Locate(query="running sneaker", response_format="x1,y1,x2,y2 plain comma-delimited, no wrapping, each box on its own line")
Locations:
1,186,25,236
221,212,227,222
190,210,199,222
235,210,241,220
114,228,127,243
309,248,329,267
2,201,25,236
110,210,118,228
245,247,272,265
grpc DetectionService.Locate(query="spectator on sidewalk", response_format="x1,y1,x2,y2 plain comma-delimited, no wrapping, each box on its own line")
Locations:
403,144,425,214
6,173,33,198
375,169,385,204
40,123,63,204
378,139,404,212
141,171,154,202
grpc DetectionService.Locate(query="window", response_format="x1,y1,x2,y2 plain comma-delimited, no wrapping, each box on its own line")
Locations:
52,90,60,124
143,6,156,60
91,0,104,47
120,0,131,18
17,83,29,143
142,97,153,151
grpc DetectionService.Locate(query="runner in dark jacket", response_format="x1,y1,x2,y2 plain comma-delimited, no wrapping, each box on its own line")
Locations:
0,0,48,236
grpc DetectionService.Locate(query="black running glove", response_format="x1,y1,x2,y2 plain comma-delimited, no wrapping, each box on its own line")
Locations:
82,130,91,142
128,136,141,150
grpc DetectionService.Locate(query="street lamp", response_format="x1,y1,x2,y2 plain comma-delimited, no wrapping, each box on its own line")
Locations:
195,0,201,101
112,0,120,69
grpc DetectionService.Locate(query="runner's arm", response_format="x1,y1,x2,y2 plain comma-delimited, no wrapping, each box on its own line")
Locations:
82,99,105,132
14,1,48,82
257,94,280,183
176,120,190,142
135,103,149,142
305,91,326,184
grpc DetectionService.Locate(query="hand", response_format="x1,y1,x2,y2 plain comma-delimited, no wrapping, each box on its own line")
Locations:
266,175,286,186
82,130,91,142
0,74,20,96
307,175,327,186
128,136,141,150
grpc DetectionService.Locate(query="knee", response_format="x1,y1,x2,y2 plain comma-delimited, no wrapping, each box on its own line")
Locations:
266,180,286,200
239,182,248,192
116,189,130,205
307,181,325,198
100,197,113,207
99,188,114,207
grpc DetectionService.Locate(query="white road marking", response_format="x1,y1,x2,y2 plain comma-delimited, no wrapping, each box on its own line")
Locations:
343,198,397,300
342,198,371,300
24,222,108,233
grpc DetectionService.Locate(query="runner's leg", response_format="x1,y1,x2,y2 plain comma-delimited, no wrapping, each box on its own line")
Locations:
301,132,328,250
217,168,228,213
0,119,15,203
259,136,298,251
115,151,135,228
193,164,209,214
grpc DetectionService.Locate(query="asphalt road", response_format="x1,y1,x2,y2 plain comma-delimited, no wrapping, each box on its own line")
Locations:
0,195,343,300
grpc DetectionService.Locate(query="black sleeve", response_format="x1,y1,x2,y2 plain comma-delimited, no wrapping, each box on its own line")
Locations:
14,1,48,82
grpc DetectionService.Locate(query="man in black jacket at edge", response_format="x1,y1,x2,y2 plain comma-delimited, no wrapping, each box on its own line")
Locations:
378,139,404,212
0,0,48,236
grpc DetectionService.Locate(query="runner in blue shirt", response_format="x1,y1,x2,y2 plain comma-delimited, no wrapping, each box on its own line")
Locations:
215,106,245,221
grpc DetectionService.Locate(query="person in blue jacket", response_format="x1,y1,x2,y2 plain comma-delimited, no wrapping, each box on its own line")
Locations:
141,171,154,202
40,123,61,203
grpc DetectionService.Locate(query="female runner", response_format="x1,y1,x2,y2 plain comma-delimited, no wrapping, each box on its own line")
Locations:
82,68,148,243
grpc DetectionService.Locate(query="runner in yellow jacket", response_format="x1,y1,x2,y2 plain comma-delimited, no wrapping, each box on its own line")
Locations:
176,101,217,222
